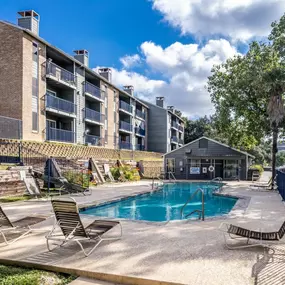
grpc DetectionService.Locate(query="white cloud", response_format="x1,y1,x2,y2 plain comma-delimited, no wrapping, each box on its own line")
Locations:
152,0,285,41
119,54,141,68
95,39,238,117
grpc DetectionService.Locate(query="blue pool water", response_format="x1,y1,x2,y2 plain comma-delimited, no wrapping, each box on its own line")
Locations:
81,183,238,222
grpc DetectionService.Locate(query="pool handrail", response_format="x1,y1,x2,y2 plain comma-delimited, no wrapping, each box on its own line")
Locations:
168,171,177,183
211,177,223,183
181,188,205,221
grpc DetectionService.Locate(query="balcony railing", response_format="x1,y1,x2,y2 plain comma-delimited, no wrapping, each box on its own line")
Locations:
119,141,132,150
135,144,145,151
119,101,133,114
84,81,104,101
46,61,76,86
178,125,184,132
85,134,103,146
135,127,145,136
171,121,179,129
171,136,178,143
46,94,76,114
178,138,184,144
85,108,104,123
119,121,133,132
46,127,75,143
135,109,145,120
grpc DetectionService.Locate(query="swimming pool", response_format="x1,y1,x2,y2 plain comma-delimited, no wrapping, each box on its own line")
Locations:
81,182,238,222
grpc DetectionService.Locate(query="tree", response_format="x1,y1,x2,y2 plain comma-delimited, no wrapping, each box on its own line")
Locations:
276,151,285,167
208,14,285,188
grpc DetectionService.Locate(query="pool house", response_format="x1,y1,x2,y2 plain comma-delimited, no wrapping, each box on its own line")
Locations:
163,137,254,180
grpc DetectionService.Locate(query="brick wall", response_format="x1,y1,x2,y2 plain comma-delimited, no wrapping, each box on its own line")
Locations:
0,170,26,197
0,22,23,120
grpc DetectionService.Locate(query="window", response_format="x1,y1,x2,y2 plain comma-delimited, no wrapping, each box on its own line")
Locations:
199,138,208,148
166,158,175,173
32,112,38,131
190,159,201,167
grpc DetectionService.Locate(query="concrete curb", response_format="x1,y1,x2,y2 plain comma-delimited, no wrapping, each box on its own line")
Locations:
0,258,186,285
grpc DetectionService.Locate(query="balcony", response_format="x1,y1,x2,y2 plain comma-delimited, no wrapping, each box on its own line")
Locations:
135,127,145,136
45,94,76,116
119,121,133,133
135,144,145,151
178,138,184,145
171,136,178,144
135,109,145,120
119,141,132,150
46,127,75,143
171,121,179,130
85,108,104,125
84,81,104,102
178,125,184,132
46,61,76,89
119,101,133,115
85,134,103,146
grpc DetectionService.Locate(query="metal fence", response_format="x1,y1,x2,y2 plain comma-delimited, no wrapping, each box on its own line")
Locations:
0,115,22,140
277,170,285,200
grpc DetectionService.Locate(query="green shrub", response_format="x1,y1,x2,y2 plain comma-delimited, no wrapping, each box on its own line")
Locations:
249,164,264,175
62,171,90,188
110,166,140,182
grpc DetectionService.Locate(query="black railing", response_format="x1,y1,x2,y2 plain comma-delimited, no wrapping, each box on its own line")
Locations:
46,127,75,143
171,136,178,143
0,115,22,139
119,141,132,150
46,94,76,114
85,108,104,123
135,109,145,120
178,125,184,132
135,144,145,151
119,121,133,132
85,135,103,146
84,81,104,100
119,101,133,114
277,170,285,200
46,61,76,85
135,127,146,136
171,121,179,129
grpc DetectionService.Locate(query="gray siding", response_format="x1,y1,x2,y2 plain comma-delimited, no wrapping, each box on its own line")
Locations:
145,104,168,153
75,64,85,143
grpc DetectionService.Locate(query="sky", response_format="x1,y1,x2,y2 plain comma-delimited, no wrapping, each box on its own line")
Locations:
1,0,285,118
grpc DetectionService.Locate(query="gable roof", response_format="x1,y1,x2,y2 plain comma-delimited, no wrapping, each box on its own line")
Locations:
163,136,255,158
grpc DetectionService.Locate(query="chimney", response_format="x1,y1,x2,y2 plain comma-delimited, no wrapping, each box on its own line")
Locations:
156,97,164,108
17,10,40,35
167,106,175,112
98,68,112,82
74,50,89,67
123,85,134,96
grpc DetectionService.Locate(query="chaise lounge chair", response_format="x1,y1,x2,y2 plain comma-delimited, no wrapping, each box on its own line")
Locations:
0,206,47,245
250,176,276,190
46,197,122,257
219,221,285,249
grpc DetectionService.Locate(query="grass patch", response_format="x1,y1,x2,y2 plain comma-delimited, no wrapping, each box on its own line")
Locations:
0,196,32,203
0,265,76,285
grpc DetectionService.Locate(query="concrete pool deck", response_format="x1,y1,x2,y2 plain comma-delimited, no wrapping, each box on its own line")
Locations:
0,180,284,284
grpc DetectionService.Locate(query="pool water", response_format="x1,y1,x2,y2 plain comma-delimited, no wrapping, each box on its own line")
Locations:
81,182,238,222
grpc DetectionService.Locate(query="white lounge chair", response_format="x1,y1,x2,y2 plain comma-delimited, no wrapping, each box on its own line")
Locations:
0,206,47,245
46,197,122,257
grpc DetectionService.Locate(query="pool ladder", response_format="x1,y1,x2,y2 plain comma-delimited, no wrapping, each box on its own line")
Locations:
181,188,205,221
168,172,177,183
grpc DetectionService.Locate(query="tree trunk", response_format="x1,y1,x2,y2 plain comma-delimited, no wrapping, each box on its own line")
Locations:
272,123,278,189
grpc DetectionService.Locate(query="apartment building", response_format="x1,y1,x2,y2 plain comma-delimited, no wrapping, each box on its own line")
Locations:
142,97,185,153
0,10,148,151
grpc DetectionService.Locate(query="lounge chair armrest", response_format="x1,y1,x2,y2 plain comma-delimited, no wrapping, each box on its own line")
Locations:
219,222,230,232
